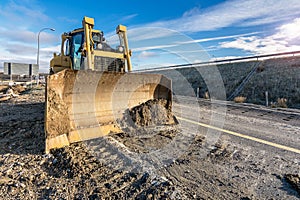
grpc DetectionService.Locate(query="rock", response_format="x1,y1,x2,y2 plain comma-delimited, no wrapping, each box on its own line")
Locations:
0,177,14,185
52,158,58,164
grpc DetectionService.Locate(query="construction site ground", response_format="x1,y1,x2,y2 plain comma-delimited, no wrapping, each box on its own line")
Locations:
0,86,299,199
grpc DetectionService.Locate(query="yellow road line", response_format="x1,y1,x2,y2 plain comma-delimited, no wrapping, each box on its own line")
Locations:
177,116,300,154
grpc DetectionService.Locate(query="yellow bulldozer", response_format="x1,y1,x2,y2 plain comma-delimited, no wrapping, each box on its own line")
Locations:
45,17,173,153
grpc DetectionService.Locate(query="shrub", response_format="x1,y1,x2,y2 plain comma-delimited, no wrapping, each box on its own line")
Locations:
234,96,246,103
204,91,210,99
277,98,288,108
270,98,288,108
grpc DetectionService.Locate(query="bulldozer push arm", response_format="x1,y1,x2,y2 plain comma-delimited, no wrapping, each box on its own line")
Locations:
82,17,132,71
45,17,173,153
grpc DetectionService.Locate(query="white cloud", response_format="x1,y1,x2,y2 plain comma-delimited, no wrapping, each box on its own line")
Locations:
0,35,60,72
0,28,57,44
182,7,201,18
127,28,178,42
121,14,138,21
220,18,300,54
0,27,59,72
137,51,158,59
0,1,58,72
41,45,60,53
210,56,242,61
144,0,300,32
176,32,260,44
0,0,49,28
273,18,300,42
132,44,178,52
126,26,214,66
4,43,36,55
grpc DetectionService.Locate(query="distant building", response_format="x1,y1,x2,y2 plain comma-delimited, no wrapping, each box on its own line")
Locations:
4,62,39,76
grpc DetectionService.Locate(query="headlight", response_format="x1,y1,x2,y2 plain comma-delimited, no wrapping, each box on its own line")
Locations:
97,43,103,49
118,46,124,52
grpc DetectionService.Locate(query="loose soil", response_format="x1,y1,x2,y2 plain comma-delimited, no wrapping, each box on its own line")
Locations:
127,99,176,126
0,86,299,199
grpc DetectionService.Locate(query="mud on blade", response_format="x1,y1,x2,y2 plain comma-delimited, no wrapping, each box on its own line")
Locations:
45,69,173,153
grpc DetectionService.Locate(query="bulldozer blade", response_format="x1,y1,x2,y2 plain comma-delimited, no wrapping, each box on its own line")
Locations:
45,69,172,153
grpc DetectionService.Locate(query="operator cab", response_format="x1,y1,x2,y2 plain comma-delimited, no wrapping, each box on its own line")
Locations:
62,28,125,72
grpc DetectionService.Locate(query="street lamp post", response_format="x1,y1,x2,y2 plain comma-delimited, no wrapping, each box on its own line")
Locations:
37,27,55,85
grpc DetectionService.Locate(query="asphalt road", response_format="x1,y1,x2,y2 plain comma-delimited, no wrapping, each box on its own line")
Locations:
173,95,300,158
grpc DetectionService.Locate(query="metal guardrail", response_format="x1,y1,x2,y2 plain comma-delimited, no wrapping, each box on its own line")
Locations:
227,62,260,101
133,50,300,72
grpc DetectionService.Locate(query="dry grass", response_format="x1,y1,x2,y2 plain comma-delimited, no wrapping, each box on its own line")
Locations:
204,91,210,99
270,98,288,108
234,96,246,103
277,98,288,108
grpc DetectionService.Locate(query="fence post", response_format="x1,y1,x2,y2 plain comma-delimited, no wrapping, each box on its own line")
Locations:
265,91,269,107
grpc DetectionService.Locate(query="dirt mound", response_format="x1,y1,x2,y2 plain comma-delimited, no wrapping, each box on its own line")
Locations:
0,85,27,94
11,84,27,94
114,98,179,154
0,85,28,102
127,99,177,126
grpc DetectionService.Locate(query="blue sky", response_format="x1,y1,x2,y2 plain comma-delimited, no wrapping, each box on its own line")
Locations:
1,0,300,72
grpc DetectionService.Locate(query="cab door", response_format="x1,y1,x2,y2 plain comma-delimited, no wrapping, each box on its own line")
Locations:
71,32,84,70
